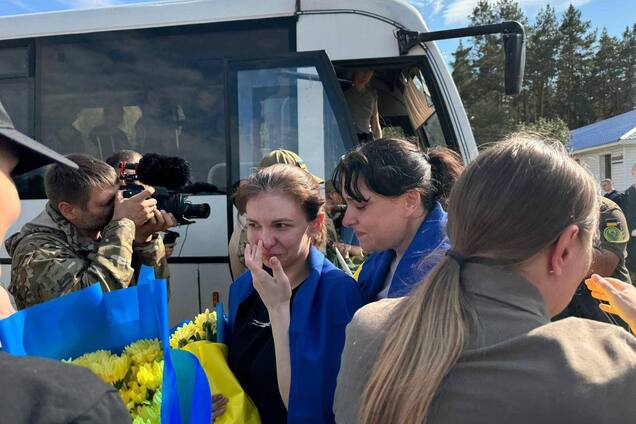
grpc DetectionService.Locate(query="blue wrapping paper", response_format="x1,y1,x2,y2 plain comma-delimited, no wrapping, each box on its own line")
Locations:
0,265,211,423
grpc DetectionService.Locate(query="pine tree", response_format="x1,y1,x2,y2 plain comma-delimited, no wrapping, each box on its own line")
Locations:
590,29,622,119
451,40,474,102
496,0,529,124
618,24,636,112
526,5,559,121
467,0,504,144
555,4,596,127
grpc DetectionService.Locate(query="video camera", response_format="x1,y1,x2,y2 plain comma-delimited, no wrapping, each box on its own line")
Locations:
119,154,212,225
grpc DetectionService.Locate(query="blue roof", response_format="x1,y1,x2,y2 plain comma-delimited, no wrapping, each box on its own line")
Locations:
569,109,636,152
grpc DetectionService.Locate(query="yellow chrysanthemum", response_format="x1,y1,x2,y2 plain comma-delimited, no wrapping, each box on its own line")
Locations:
133,402,161,424
69,350,129,384
119,381,148,411
152,389,162,406
136,360,163,391
169,321,198,349
194,309,217,340
124,339,162,365
103,353,130,384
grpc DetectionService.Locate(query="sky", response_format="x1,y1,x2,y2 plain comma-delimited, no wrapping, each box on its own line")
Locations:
0,0,634,65
409,0,636,64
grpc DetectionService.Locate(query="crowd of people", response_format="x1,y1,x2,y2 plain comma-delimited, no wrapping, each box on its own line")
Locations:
2,94,636,424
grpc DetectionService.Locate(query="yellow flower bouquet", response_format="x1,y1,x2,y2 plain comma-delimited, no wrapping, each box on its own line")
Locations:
65,338,164,424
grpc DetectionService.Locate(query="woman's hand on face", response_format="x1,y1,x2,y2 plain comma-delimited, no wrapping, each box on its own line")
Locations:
244,240,292,312
585,274,636,333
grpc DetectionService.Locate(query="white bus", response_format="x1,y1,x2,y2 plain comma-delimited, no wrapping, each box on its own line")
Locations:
0,0,524,324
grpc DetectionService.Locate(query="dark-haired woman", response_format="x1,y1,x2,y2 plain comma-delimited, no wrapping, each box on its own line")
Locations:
335,135,636,424
227,164,363,424
333,138,463,302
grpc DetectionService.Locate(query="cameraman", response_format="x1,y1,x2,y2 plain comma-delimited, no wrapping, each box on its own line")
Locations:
6,153,175,309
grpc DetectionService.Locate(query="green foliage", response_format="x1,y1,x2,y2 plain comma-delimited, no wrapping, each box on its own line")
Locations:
451,1,635,145
517,117,570,145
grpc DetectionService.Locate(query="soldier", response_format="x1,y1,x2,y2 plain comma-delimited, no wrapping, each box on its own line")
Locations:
553,196,632,328
0,99,130,422
6,152,175,309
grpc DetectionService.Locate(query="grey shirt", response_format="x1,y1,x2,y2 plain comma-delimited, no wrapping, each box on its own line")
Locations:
344,87,378,134
334,263,636,423
0,353,130,423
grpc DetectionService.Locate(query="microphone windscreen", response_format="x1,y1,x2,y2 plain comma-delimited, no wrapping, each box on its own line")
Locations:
136,153,191,190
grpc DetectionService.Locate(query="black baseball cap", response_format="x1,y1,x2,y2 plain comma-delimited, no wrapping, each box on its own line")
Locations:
0,100,78,175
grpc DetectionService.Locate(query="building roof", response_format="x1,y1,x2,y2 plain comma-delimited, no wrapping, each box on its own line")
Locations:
569,109,636,153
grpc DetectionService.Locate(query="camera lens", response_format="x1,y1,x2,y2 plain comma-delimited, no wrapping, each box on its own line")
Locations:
184,203,211,219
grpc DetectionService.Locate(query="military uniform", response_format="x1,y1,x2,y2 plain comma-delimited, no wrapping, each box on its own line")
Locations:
597,196,631,282
554,196,631,327
6,203,168,309
622,184,636,277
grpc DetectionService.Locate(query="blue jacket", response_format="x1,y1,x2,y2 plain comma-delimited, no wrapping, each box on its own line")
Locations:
228,247,364,424
357,202,449,302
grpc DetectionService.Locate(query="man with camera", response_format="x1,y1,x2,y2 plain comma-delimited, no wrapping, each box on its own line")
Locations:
6,153,176,309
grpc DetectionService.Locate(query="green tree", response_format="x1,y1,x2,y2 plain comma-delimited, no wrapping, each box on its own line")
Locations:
516,117,570,145
451,40,474,103
589,29,622,119
618,24,636,112
526,5,560,120
555,4,596,127
496,0,529,124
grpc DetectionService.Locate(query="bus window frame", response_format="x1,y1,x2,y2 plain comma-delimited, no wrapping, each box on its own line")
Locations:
225,50,358,238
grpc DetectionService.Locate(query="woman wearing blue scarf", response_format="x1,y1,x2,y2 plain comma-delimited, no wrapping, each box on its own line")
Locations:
227,164,363,423
333,140,463,302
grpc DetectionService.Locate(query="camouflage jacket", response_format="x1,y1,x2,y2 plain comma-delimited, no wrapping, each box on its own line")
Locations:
6,203,169,309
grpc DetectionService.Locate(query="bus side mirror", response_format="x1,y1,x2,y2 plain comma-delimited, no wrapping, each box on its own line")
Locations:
397,21,527,96
503,32,525,95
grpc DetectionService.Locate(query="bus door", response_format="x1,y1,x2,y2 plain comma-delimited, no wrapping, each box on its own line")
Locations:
226,50,357,233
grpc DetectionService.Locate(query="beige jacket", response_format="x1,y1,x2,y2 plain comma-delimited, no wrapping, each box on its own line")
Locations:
334,263,636,424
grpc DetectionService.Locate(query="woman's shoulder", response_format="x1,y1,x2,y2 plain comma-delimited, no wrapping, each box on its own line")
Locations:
530,318,636,372
347,298,405,339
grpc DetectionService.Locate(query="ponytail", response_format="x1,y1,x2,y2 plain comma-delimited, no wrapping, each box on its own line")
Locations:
427,147,464,209
358,255,475,424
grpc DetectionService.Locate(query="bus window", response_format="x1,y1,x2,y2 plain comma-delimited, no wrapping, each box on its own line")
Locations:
335,63,456,151
21,22,291,198
0,80,31,136
403,69,446,148
234,64,354,182
0,46,30,78
37,35,228,190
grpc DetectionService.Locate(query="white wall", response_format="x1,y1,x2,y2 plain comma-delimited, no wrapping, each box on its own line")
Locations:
623,145,636,190
574,145,634,192
576,153,601,186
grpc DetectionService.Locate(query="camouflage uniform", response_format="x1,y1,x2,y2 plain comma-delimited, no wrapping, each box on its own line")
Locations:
553,196,631,328
6,203,169,309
